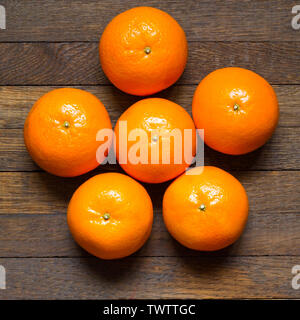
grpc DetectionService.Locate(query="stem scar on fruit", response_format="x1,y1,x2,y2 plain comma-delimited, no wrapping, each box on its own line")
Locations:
144,46,151,54
199,204,206,211
233,103,240,111
102,213,110,220
63,121,70,128
152,135,159,142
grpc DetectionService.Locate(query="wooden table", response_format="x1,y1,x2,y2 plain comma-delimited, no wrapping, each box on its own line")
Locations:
0,0,299,299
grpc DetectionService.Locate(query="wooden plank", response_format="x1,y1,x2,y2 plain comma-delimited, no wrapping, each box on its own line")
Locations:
1,0,299,42
0,256,299,299
0,171,299,215
0,42,300,85
1,127,299,171
0,85,299,129
0,211,299,258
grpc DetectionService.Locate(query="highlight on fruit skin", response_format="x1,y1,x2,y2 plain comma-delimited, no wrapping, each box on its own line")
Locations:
192,67,279,155
23,88,112,177
67,173,153,260
163,166,249,251
99,6,188,96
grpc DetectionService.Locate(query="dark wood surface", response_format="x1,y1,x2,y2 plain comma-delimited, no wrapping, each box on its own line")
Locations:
0,42,300,85
0,0,299,299
0,0,299,42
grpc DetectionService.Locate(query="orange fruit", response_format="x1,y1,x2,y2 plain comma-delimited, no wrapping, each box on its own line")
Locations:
24,88,112,177
163,166,248,251
99,6,187,96
192,67,279,155
114,98,196,183
67,172,153,260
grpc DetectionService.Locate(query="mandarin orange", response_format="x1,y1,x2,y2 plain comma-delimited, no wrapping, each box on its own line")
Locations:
192,67,279,155
99,6,187,96
24,88,112,177
114,98,196,183
163,166,248,251
67,172,153,259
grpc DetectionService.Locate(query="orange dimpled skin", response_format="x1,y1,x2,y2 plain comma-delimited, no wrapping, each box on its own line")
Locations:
24,88,112,177
163,166,248,251
192,67,279,155
114,98,196,184
99,6,188,96
67,173,153,260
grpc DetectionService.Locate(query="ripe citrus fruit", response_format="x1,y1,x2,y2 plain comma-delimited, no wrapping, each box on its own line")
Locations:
163,166,248,251
114,98,196,183
24,88,112,177
192,67,279,155
99,6,188,96
67,172,153,260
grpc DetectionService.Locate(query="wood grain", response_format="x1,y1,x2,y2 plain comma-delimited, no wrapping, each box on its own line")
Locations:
0,210,300,258
1,171,299,215
0,85,299,129
1,0,299,42
0,42,300,85
0,257,299,299
1,0,300,300
1,170,299,258
1,126,299,171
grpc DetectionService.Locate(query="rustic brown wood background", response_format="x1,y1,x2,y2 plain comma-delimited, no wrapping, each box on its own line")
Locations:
0,0,299,299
